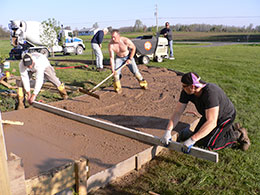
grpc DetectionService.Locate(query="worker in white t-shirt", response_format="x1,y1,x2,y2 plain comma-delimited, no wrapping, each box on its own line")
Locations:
17,52,68,109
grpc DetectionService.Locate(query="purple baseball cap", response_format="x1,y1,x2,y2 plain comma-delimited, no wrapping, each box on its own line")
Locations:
181,72,206,88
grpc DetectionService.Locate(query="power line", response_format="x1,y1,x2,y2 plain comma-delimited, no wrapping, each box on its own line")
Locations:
160,16,260,20
65,16,260,24
62,15,260,29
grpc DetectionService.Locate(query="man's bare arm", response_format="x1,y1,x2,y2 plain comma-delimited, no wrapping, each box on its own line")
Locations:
108,43,115,72
160,102,187,145
167,102,187,131
123,37,136,64
191,106,219,141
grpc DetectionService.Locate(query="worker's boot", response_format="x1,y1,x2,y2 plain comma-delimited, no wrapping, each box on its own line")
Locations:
17,87,25,110
233,123,251,151
58,83,68,100
238,127,251,151
113,81,122,94
139,79,148,89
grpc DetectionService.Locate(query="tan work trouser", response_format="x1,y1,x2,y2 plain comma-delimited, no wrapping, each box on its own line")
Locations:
17,66,62,89
44,66,62,88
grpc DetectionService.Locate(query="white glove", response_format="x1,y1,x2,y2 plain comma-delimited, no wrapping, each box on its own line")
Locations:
160,130,172,146
182,137,196,154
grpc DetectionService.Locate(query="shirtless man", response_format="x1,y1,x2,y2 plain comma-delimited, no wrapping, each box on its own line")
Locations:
108,29,148,93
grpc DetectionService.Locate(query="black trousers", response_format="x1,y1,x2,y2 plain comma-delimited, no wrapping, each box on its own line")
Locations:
195,112,237,150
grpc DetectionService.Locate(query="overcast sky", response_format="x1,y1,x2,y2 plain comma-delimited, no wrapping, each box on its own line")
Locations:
1,0,259,30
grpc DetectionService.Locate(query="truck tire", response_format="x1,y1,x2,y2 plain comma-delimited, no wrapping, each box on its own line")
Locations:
139,55,150,64
155,56,163,63
76,46,84,55
40,48,50,58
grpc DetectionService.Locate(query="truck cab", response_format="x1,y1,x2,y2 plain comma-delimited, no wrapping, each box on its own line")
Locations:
58,29,85,55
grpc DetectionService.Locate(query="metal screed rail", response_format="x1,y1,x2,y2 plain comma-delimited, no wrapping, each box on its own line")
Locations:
33,101,219,163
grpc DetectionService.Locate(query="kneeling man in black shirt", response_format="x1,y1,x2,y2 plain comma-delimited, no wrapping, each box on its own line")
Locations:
160,72,250,153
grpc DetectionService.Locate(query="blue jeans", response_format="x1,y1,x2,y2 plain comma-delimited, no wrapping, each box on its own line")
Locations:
169,40,173,57
91,43,103,69
114,55,143,81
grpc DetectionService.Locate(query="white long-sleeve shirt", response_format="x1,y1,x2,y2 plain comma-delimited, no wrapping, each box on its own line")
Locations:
19,53,50,95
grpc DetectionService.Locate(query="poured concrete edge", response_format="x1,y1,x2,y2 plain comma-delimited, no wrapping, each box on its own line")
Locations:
86,118,201,193
87,145,164,193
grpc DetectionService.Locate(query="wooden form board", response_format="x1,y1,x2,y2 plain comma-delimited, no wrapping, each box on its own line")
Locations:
25,158,87,195
0,112,12,195
25,163,75,195
33,101,218,163
87,144,165,192
8,153,26,195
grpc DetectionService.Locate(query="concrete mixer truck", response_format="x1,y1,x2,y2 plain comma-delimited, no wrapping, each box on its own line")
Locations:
8,20,85,59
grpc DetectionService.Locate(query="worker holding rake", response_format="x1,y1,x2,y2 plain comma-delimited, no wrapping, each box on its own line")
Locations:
17,52,68,109
160,72,250,153
108,29,148,94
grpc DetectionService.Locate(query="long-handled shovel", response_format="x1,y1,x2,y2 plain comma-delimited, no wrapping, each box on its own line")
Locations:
79,62,128,99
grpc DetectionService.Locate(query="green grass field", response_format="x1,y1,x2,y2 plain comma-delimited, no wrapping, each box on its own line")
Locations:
0,33,260,194
106,43,260,194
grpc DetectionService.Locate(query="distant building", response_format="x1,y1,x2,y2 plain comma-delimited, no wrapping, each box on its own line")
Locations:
78,27,99,36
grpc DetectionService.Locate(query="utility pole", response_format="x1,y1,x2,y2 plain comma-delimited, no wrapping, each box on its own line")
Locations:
154,4,158,32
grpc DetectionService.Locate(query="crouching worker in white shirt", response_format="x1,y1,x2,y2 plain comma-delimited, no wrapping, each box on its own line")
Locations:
17,53,68,109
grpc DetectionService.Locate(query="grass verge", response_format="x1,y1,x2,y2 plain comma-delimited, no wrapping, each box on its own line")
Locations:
93,43,260,194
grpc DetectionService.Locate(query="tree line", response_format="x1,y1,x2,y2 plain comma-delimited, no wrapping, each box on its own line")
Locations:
170,23,260,33
119,20,260,33
1,21,260,39
0,25,9,38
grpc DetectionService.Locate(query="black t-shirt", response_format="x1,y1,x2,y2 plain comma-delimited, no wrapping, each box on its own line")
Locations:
179,83,235,123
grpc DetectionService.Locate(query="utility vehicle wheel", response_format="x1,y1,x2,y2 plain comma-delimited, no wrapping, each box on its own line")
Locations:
76,46,84,55
155,56,163,63
139,55,150,64
40,48,50,57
